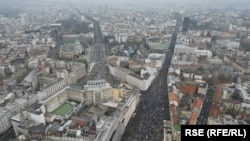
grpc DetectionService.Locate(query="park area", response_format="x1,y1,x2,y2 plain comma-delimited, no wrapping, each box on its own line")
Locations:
52,102,73,116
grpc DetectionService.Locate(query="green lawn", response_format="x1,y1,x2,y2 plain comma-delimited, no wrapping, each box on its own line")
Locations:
52,102,73,116
174,124,181,131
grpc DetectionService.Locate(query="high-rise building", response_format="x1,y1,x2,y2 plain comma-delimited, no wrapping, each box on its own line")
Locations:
20,14,29,26
182,17,190,32
4,24,11,35
0,17,14,35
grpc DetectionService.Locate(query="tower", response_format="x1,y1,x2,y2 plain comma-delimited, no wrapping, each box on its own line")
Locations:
20,14,29,26
182,17,190,33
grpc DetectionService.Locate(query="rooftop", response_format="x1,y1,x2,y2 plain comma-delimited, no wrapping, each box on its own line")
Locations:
0,98,27,117
169,92,179,103
189,112,197,125
212,85,223,103
28,124,47,134
209,104,220,119
174,124,181,131
192,98,203,110
170,104,179,125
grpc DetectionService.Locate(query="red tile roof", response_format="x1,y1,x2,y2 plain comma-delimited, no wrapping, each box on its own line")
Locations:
209,104,219,119
181,84,198,95
190,63,198,67
129,60,141,66
209,84,223,119
169,92,179,103
73,120,85,127
212,84,222,103
170,104,179,125
189,112,197,125
192,99,203,110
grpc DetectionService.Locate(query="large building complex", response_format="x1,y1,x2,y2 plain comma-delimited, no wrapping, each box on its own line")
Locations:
0,58,86,135
10,80,140,141
59,40,84,60
107,55,161,91
37,61,86,101
85,80,113,105
0,94,28,134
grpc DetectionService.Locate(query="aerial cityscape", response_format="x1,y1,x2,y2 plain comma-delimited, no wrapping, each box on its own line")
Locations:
0,0,250,141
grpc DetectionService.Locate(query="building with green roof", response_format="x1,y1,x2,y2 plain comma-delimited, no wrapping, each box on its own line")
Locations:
59,39,83,60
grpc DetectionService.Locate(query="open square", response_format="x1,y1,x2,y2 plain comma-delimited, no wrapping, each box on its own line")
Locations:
52,102,73,116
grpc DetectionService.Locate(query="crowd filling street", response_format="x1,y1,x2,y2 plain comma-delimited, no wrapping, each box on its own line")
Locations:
122,16,180,141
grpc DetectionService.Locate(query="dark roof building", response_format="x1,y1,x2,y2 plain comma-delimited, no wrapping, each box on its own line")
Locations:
182,17,190,33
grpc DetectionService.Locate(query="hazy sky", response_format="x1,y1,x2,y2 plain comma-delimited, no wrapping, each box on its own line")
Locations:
68,0,250,10
60,0,250,10
1,0,250,9
70,0,250,5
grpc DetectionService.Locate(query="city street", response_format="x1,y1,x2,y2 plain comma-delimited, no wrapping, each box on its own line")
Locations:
122,15,181,141
1,2,249,141
196,87,215,125
75,9,110,84
0,127,15,141
121,76,171,141
76,8,181,141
